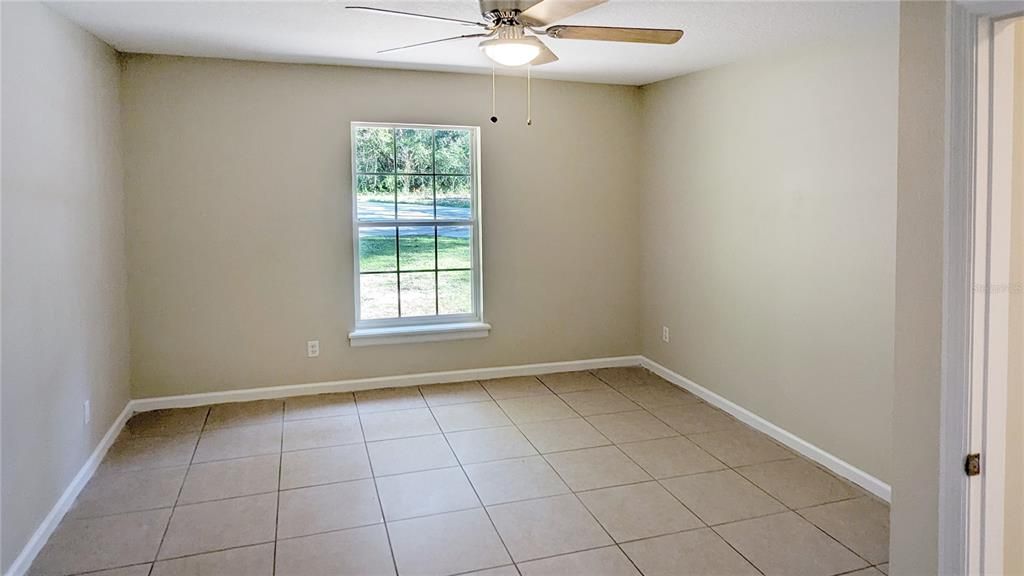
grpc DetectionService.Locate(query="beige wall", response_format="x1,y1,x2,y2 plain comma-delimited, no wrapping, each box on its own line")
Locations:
1,3,130,571
638,20,899,483
120,56,643,398
1006,17,1024,576
890,2,948,573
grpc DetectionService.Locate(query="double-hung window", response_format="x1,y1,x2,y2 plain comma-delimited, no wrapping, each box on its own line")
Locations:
349,122,486,345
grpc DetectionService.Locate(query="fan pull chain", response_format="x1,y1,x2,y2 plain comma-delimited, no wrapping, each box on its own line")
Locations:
526,64,532,126
490,64,498,124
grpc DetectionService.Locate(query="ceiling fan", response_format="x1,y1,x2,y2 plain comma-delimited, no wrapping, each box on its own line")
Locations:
346,0,684,68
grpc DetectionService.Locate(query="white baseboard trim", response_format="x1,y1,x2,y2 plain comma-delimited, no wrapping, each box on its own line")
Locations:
133,353,891,501
130,355,645,412
640,357,892,503
9,353,890,576
5,402,134,576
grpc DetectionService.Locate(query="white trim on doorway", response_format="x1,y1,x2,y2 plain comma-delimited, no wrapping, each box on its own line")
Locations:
941,4,1024,575
940,5,979,573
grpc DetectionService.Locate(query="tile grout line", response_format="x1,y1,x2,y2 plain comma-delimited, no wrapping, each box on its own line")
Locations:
514,541,642,570
356,390,403,576
375,501,483,525
421,382,519,572
148,406,212,575
68,561,154,576
272,404,284,576
449,564,519,576
834,567,883,576
140,541,278,565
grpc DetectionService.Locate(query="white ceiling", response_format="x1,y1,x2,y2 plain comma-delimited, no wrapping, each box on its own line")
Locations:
50,0,897,86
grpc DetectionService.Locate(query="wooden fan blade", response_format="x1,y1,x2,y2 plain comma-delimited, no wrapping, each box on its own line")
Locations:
346,6,486,27
518,0,607,27
378,33,493,54
545,25,683,44
531,39,559,65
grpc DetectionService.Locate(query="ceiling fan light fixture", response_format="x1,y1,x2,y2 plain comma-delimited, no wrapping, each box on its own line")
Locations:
479,35,542,67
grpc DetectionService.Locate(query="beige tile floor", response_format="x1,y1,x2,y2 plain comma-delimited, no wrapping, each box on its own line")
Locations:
30,367,891,576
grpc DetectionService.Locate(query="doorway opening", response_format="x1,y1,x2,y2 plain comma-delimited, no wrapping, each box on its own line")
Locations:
942,7,1023,575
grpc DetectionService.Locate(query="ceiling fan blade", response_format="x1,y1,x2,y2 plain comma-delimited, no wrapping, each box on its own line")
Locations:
531,38,559,65
518,0,607,27
545,25,683,44
377,33,493,54
346,6,486,28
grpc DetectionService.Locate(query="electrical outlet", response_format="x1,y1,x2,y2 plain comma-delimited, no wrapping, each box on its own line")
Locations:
307,340,320,358
662,326,671,343
83,400,92,425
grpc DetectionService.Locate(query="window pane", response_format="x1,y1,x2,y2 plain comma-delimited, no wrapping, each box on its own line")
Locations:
400,272,436,317
437,226,471,269
355,127,395,173
434,129,471,175
438,271,472,315
397,175,434,220
396,128,433,174
398,226,435,272
359,228,397,272
436,176,471,220
356,175,395,221
360,273,398,319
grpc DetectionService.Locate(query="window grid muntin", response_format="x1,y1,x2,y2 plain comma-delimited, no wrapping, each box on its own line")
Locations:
392,130,400,315
352,122,479,327
432,138,438,313
357,172,473,176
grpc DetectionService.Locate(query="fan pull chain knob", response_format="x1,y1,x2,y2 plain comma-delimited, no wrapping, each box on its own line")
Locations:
490,64,498,123
526,64,532,126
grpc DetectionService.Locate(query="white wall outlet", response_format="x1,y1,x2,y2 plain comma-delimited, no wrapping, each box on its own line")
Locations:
662,326,671,343
83,400,92,425
307,340,320,358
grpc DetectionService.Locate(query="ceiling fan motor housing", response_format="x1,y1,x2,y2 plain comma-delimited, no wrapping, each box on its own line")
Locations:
493,25,527,41
479,0,536,18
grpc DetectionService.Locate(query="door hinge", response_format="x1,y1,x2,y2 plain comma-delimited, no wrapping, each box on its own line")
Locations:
965,453,982,476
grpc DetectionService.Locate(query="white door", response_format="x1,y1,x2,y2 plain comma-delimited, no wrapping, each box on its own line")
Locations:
966,14,1021,576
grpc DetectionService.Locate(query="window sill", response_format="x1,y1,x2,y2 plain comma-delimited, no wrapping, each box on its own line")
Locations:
349,322,491,347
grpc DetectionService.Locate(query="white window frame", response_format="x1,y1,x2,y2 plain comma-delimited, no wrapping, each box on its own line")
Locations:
348,122,487,346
